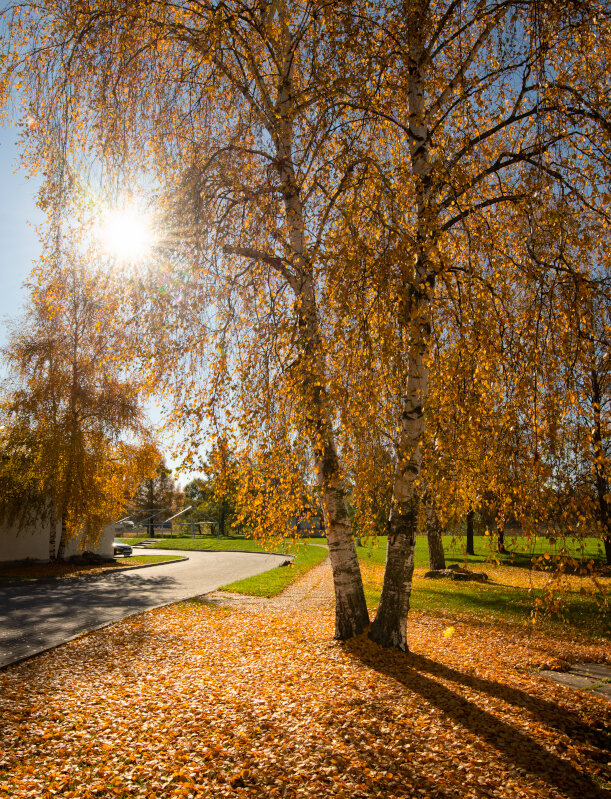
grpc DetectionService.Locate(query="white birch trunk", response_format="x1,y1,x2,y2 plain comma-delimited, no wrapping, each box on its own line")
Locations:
57,516,67,561
48,504,57,562
370,24,434,649
369,330,430,649
270,32,369,638
294,284,369,637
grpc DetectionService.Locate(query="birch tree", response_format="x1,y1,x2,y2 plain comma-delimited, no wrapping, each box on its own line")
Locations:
327,0,610,648
0,253,158,559
5,0,373,637
4,0,609,646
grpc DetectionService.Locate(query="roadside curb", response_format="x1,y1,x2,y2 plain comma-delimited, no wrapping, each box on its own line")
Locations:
0,556,189,587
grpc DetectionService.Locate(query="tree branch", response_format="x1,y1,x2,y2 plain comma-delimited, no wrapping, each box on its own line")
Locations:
222,245,299,292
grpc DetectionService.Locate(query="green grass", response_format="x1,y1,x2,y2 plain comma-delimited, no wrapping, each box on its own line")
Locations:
118,533,607,565
356,534,608,569
360,574,609,637
219,543,328,597
116,535,287,553
357,535,610,639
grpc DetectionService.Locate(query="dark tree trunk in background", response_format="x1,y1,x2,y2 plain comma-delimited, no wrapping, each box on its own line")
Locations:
591,369,611,565
466,509,475,555
219,501,226,537
498,527,507,554
426,505,446,570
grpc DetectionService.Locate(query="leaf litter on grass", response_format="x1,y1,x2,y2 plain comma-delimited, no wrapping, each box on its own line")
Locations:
0,560,609,799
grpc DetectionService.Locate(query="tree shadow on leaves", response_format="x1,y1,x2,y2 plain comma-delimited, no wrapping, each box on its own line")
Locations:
344,636,609,799
407,652,609,747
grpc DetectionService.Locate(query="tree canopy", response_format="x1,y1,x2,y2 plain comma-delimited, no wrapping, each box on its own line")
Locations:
0,250,159,558
1,0,609,644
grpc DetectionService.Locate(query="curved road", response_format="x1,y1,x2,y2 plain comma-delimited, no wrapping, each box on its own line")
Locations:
0,549,288,668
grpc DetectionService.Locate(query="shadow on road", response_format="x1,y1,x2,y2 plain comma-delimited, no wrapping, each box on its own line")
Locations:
0,572,181,663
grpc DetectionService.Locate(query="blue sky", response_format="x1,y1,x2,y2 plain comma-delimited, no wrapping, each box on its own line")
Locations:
0,123,202,484
0,122,44,347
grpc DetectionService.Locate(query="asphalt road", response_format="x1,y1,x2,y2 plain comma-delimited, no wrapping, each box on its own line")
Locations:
0,549,288,668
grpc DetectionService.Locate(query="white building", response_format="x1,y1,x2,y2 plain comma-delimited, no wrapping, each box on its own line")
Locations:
0,514,114,563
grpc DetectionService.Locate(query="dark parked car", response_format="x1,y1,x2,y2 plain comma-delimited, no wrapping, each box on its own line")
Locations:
113,540,133,557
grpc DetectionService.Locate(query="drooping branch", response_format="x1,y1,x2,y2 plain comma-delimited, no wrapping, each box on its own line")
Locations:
222,244,300,292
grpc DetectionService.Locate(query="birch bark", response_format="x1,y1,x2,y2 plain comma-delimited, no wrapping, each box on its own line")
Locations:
274,108,369,637
591,369,611,564
369,300,431,649
48,504,58,562
370,21,434,649
296,286,369,638
57,517,67,561
225,8,370,638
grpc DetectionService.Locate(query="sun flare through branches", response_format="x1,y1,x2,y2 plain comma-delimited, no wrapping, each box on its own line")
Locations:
98,204,156,264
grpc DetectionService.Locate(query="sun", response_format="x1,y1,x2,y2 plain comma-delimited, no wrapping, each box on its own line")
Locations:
99,205,155,263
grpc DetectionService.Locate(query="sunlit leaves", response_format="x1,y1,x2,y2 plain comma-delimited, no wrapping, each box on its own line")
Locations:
0,567,608,798
2,0,610,640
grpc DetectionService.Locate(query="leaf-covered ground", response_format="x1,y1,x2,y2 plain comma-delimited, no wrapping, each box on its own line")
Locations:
0,555,184,582
0,560,609,799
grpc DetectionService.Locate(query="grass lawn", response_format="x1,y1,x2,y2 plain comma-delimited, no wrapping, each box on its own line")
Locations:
356,533,608,568
116,535,290,553
118,554,185,567
358,536,610,640
219,543,329,597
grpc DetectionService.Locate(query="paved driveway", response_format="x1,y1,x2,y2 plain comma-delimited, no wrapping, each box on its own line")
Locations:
0,549,287,668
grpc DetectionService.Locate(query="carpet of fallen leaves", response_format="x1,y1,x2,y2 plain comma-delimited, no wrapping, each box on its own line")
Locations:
0,560,134,581
0,560,609,799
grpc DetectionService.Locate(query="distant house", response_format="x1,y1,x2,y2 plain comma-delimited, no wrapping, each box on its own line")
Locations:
294,515,325,536
0,512,114,563
288,504,325,537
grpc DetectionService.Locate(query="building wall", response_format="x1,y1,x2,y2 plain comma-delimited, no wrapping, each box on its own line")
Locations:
0,516,114,563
